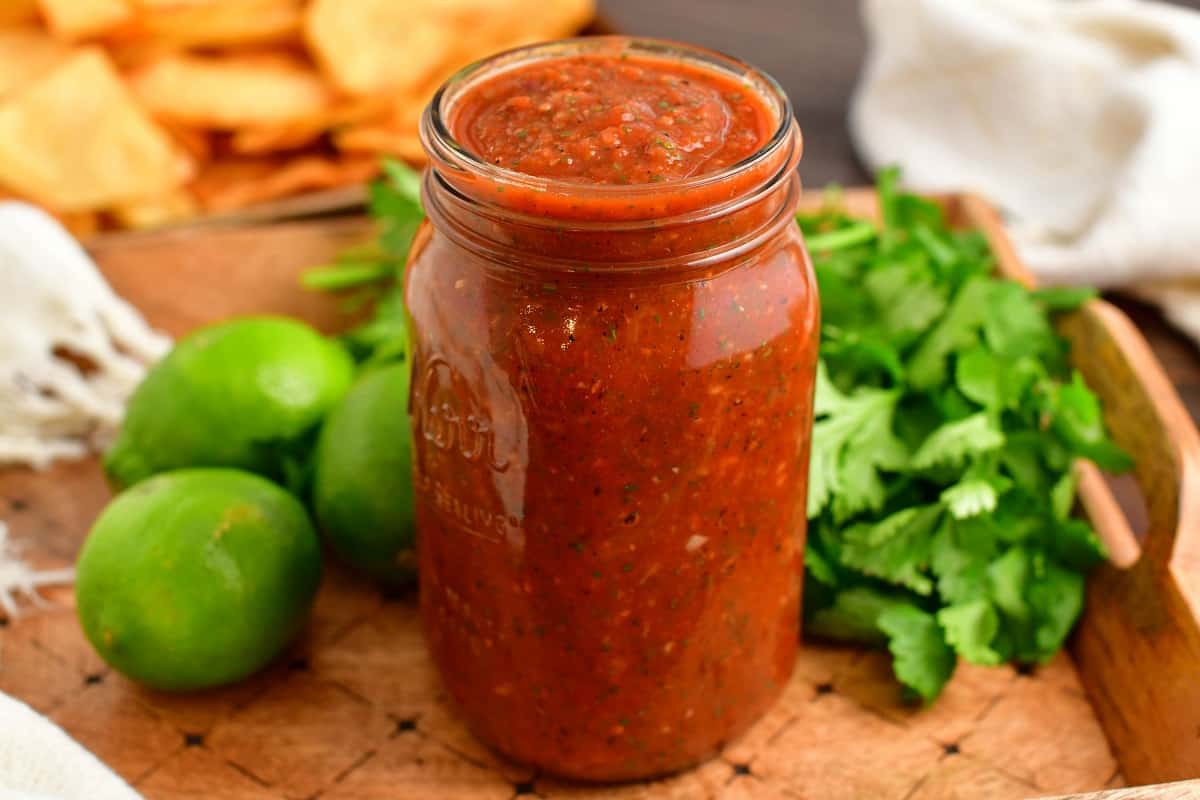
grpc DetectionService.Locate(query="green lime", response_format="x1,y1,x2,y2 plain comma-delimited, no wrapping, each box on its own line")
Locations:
313,362,416,587
104,316,355,490
75,468,321,691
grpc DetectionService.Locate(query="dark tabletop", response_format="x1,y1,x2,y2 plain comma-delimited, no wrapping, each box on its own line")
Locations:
598,0,1200,420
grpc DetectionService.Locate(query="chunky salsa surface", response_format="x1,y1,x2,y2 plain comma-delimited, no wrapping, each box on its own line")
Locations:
409,43,815,781
452,53,774,184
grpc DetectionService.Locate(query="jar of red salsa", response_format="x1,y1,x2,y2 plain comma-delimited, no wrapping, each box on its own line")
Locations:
407,37,817,781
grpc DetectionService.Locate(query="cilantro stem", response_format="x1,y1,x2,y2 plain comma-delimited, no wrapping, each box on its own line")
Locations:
301,262,394,291
912,225,957,268
803,221,877,253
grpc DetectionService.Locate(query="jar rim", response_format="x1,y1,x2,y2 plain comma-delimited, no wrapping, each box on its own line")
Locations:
420,36,798,197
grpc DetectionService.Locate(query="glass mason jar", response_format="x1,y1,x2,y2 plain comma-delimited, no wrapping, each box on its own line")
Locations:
406,37,818,782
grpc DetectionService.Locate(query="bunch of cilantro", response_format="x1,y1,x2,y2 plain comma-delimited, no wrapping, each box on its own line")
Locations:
798,169,1131,702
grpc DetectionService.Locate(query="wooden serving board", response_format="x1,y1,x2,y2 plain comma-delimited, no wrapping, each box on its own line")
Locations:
1,193,1198,799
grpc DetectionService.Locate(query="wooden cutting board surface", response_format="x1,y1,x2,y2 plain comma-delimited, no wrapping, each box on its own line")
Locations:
0,215,1127,799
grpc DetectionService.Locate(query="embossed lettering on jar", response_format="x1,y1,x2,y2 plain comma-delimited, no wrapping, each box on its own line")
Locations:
406,37,819,782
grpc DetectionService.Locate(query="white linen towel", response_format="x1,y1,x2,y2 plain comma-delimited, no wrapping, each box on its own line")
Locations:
0,203,163,799
0,692,140,800
851,0,1200,341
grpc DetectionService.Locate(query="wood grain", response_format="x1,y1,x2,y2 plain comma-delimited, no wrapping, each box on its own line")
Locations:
88,217,374,338
2,197,1196,797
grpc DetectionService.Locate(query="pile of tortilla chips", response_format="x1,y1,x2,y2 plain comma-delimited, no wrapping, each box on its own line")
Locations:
0,0,594,235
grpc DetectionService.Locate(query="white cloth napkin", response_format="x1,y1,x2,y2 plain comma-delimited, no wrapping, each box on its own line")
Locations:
851,0,1200,341
0,692,140,800
0,202,160,799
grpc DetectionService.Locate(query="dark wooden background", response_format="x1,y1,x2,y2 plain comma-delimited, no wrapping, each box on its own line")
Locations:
598,0,1200,419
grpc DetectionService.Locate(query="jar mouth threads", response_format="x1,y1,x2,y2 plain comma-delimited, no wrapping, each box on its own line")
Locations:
420,164,802,278
420,36,802,222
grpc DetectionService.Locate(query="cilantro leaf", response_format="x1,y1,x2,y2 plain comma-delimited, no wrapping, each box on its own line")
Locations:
941,478,999,519
1044,518,1108,572
808,365,906,519
930,516,998,605
805,538,839,587
1050,468,1078,520
955,346,1003,409
1048,372,1133,471
955,347,1042,411
806,586,906,646
989,489,1045,544
371,159,424,258
839,504,942,595
912,412,1005,470
998,431,1051,495
863,260,947,341
878,604,956,703
983,281,1058,360
821,331,905,385
339,288,409,366
814,359,846,414
1027,558,1086,659
984,546,1086,662
907,276,993,390
938,599,1003,665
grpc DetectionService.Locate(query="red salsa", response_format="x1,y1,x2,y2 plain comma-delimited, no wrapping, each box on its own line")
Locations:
454,54,774,184
407,38,816,782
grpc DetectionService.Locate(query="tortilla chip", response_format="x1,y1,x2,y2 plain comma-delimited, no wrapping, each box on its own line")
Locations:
448,0,596,58
319,0,592,157
228,124,322,156
0,0,39,27
128,0,253,8
103,35,176,70
230,96,385,155
37,0,132,40
189,155,378,212
334,127,425,163
0,27,73,98
129,52,332,128
56,210,101,238
109,188,195,229
304,0,457,96
329,77,436,162
305,0,594,96
159,119,211,163
185,157,274,208
0,48,190,211
332,99,426,163
119,0,302,49
128,0,216,6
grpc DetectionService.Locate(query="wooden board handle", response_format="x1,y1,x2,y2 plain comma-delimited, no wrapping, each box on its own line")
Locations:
1074,460,1139,569
1062,299,1200,577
